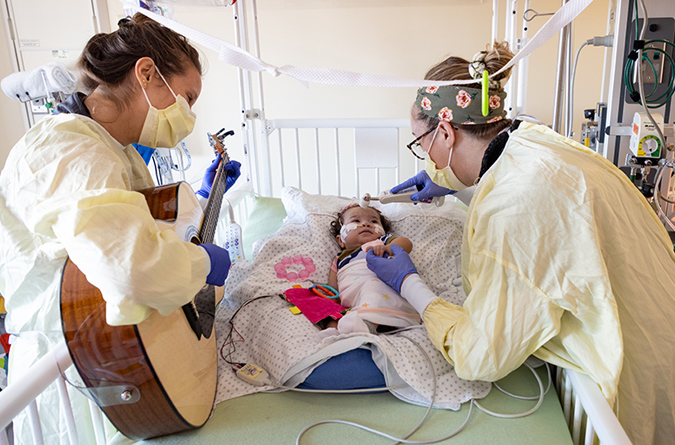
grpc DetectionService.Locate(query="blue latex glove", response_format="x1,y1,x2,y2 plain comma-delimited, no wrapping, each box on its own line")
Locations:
391,170,455,201
200,243,231,286
195,157,242,199
223,159,242,191
366,244,418,293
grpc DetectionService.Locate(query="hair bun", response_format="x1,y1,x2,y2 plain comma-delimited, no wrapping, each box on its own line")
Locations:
117,17,132,27
483,41,514,85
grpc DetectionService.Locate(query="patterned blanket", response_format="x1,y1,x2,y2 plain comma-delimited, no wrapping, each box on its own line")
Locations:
214,187,490,409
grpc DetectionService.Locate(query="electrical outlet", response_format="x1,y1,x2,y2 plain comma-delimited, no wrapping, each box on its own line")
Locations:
642,41,667,84
30,99,49,114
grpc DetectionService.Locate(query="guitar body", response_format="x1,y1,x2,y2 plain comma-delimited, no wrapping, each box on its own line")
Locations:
60,182,219,440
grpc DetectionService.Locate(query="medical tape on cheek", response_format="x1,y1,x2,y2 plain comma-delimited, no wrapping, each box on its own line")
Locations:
372,224,385,236
340,223,359,242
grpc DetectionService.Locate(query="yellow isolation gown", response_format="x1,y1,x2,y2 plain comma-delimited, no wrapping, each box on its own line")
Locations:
0,113,208,444
421,121,675,444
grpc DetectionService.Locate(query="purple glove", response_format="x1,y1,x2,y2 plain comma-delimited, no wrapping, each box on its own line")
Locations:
366,244,418,293
200,243,231,286
195,157,242,199
391,170,455,201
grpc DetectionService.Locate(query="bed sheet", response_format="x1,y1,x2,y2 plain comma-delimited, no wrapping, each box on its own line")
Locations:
139,365,572,445
213,187,491,410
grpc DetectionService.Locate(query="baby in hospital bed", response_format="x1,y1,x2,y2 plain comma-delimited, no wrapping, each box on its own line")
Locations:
322,203,421,336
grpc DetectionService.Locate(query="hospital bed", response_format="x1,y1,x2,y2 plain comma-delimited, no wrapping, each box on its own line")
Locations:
0,117,631,445
0,0,637,440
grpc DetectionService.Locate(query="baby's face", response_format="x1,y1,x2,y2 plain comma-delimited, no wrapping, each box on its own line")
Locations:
337,207,385,249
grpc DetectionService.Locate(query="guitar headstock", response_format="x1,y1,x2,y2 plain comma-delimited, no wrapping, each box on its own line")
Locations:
207,128,235,163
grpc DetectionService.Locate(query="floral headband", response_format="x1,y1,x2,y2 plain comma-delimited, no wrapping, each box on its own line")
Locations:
415,85,507,126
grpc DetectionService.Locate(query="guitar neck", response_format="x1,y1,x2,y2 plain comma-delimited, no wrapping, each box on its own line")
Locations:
198,154,229,244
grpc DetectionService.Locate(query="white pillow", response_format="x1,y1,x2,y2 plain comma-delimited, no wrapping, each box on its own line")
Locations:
281,186,467,223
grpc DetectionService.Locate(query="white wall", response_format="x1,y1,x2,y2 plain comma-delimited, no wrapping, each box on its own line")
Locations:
1,0,611,182
251,0,612,122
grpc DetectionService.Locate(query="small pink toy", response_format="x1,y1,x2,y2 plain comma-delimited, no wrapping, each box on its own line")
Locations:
283,288,347,324
274,256,315,282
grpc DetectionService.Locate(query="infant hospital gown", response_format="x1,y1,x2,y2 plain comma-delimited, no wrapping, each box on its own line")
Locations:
332,234,420,333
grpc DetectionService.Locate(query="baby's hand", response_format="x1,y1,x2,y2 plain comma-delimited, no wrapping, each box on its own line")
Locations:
364,242,392,257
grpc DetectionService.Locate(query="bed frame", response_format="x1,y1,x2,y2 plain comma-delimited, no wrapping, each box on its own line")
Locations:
0,117,632,445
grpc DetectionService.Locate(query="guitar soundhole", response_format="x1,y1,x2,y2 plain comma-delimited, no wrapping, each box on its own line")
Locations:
193,285,216,339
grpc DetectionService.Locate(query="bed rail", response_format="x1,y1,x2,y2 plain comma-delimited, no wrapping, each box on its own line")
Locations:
555,367,631,445
0,341,105,445
248,118,420,199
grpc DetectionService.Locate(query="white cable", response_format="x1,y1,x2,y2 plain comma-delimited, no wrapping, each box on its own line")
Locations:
223,198,235,225
656,162,675,205
565,35,613,139
493,363,552,400
392,334,437,445
654,163,675,231
472,362,546,418
172,141,192,181
293,332,478,445
515,114,547,125
291,357,547,443
566,41,588,138
172,147,185,182
294,406,474,445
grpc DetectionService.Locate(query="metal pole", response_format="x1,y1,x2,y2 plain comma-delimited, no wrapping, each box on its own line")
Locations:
552,0,571,133
249,0,272,196
515,0,531,116
504,0,518,117
492,0,499,44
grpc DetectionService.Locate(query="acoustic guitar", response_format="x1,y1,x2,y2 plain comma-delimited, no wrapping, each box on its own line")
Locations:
60,130,234,440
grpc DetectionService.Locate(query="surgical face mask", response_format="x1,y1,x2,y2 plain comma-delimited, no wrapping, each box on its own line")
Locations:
138,67,196,149
423,126,468,192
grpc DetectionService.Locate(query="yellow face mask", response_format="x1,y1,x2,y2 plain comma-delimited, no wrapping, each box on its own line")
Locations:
138,66,196,149
424,126,468,191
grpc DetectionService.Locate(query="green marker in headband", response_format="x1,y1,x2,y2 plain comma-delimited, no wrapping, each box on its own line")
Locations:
482,71,489,117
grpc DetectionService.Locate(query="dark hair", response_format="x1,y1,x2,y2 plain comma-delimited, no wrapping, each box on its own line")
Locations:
77,12,202,108
329,205,392,245
415,41,514,141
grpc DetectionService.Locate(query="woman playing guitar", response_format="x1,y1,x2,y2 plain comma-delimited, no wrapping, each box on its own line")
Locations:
0,13,240,444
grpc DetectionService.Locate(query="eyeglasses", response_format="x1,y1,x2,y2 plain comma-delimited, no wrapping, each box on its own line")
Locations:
406,127,435,160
